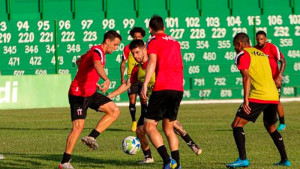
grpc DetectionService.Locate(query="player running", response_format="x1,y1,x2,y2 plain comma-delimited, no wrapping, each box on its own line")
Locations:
120,27,146,132
108,39,202,164
255,31,287,131
59,30,122,169
141,15,183,169
226,33,291,168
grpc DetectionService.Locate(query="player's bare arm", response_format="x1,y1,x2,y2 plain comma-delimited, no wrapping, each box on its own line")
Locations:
240,69,251,114
275,57,286,87
120,58,127,84
93,60,110,93
141,53,157,100
108,80,132,98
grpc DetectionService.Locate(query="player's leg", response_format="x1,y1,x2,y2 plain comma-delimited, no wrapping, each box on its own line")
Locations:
144,91,177,169
128,84,138,132
276,87,286,131
81,93,120,149
226,102,265,168
263,104,291,166
60,95,89,168
174,120,202,155
163,118,180,167
277,101,286,131
137,97,154,163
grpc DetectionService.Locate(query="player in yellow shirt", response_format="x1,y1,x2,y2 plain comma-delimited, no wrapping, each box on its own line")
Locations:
120,27,146,132
226,33,291,168
109,39,202,164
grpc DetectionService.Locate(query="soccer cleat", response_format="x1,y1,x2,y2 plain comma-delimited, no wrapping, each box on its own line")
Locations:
273,160,291,166
139,157,154,164
190,144,202,156
81,136,99,150
163,158,177,169
58,160,74,169
277,124,286,131
131,121,137,132
176,165,181,169
226,158,250,168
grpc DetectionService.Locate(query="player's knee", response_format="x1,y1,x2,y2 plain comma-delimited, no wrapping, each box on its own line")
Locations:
144,122,155,134
72,121,84,133
264,121,276,133
111,106,120,121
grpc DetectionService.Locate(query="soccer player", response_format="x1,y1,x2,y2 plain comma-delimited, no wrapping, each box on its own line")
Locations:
255,31,287,131
141,15,183,169
226,33,291,168
120,27,146,132
108,39,202,163
59,30,122,169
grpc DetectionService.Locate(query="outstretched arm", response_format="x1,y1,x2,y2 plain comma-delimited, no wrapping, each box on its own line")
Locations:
108,80,132,98
274,57,286,87
141,53,156,100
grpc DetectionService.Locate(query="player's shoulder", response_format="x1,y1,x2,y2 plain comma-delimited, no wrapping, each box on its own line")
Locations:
92,45,104,57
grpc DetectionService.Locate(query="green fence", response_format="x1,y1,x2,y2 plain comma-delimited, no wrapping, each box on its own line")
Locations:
0,0,299,103
0,74,71,109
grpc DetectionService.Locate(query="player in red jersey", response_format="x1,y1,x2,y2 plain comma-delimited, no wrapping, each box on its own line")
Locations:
141,15,183,169
59,30,122,169
120,27,146,132
255,31,287,131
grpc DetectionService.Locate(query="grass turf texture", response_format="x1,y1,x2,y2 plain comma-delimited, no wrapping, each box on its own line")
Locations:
0,102,299,169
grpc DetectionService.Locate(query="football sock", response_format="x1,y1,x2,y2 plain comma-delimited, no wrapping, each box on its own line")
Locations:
279,116,285,124
157,145,170,164
141,103,147,114
233,127,246,160
171,150,180,166
142,148,152,158
270,130,288,161
88,129,100,139
129,104,136,121
61,152,71,164
182,133,195,146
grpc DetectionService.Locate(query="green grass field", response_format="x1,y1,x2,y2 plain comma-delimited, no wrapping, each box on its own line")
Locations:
0,102,299,169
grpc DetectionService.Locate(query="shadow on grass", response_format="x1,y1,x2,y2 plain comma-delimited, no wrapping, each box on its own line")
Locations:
1,153,154,168
0,127,127,132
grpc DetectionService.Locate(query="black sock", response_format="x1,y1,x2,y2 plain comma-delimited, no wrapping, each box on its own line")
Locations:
171,150,180,166
129,104,136,121
61,152,71,164
270,130,288,161
142,148,152,158
182,133,195,145
157,145,170,164
279,117,285,124
141,104,147,114
88,129,100,139
233,127,246,160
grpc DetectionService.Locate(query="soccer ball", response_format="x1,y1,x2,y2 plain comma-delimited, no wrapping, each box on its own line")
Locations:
121,136,141,155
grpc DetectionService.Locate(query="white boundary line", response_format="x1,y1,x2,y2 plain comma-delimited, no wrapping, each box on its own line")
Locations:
115,97,300,107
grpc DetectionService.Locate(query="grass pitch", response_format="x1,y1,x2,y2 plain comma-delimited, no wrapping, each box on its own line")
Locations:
0,102,299,169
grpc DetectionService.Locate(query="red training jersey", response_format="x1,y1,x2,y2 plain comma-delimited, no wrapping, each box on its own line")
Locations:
254,42,284,79
69,45,105,97
122,45,130,60
147,33,183,92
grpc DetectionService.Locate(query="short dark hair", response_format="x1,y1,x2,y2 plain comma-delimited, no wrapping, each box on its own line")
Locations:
103,30,122,43
149,15,164,32
256,30,267,37
129,27,146,38
129,39,145,50
233,32,250,45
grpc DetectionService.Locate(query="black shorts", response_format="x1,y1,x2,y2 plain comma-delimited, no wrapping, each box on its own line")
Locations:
69,92,112,121
127,81,142,95
145,90,183,121
236,102,278,124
